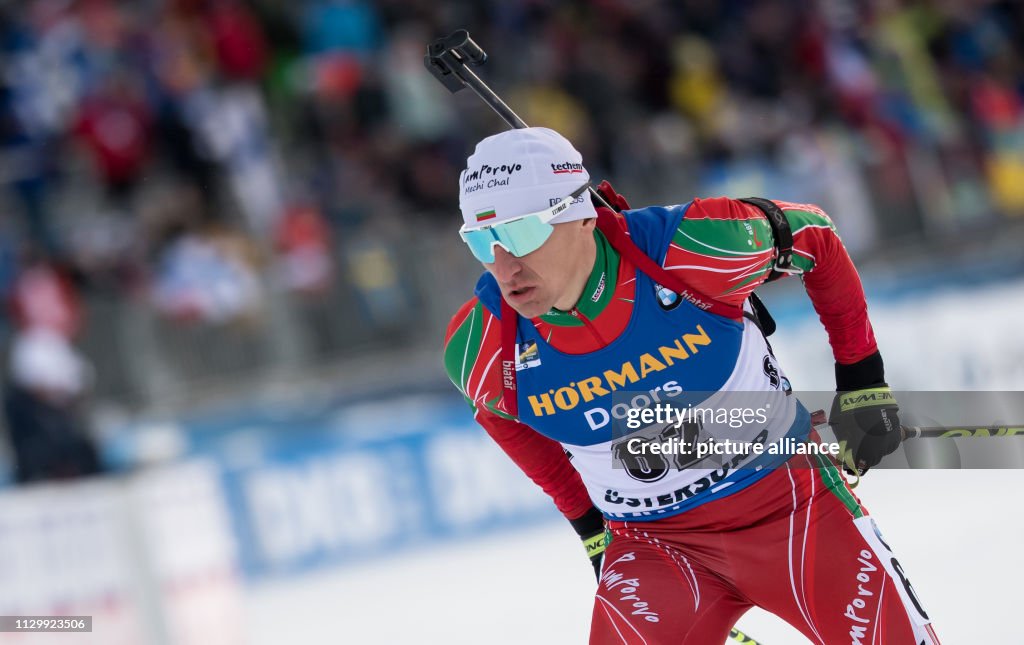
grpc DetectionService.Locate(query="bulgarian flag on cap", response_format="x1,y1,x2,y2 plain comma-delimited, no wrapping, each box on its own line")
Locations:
475,208,497,222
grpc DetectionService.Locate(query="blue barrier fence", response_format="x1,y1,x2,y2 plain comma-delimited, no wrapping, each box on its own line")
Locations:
116,390,560,581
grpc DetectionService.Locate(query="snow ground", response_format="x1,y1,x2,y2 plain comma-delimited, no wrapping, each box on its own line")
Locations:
245,469,1023,644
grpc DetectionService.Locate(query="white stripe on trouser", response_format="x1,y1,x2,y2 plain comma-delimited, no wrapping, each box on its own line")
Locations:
596,595,630,645
595,593,649,645
786,467,825,644
853,516,940,644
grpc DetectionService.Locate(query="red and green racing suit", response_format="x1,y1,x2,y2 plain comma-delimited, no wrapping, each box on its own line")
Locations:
443,197,938,644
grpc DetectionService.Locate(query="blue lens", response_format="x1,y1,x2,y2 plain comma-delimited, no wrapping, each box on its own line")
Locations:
461,228,501,263
460,216,555,263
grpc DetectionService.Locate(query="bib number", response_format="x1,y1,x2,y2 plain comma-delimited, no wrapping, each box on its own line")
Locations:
610,421,704,482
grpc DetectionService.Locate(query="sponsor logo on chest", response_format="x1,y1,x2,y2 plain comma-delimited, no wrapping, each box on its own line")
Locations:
526,324,713,417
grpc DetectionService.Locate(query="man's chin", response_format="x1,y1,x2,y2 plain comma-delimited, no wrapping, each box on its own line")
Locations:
507,299,548,319
502,288,548,318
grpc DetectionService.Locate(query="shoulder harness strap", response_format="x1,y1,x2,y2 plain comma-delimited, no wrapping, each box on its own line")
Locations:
595,208,745,320
499,298,519,417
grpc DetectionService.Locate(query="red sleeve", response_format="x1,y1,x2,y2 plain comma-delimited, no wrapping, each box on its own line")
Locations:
773,200,878,364
664,197,877,364
475,408,595,521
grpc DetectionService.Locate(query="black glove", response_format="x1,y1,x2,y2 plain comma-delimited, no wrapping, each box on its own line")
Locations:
570,506,608,582
831,351,902,475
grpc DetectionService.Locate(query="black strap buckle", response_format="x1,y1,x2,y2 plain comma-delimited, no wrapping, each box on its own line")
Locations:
740,197,799,281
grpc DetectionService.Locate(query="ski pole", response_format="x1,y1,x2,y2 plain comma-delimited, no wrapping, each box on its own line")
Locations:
424,29,527,128
424,29,618,212
810,409,1024,439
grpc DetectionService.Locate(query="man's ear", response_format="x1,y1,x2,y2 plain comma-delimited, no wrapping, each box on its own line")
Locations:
580,217,597,232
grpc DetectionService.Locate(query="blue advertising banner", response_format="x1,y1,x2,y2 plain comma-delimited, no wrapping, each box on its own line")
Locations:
188,392,558,579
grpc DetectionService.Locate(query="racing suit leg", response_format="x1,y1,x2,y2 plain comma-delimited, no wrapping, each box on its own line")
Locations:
730,456,941,644
590,537,752,644
590,455,940,644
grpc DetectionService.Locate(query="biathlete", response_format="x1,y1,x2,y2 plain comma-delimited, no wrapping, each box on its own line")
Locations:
443,127,939,644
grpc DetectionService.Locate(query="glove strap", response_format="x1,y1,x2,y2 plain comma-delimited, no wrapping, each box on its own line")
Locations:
582,532,608,560
570,507,608,560
837,386,895,413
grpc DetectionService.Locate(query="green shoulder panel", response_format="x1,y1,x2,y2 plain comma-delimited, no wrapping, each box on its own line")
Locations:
443,299,519,421
443,300,485,400
672,203,834,276
671,217,775,258
784,207,837,235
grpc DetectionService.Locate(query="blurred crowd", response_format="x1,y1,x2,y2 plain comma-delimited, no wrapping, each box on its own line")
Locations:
1,0,1023,479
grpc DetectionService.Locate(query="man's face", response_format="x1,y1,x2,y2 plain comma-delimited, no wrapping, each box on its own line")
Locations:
482,219,596,318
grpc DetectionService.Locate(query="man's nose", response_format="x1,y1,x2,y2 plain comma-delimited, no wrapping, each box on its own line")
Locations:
490,245,523,282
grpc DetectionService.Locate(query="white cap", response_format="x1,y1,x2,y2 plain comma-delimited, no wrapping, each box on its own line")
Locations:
459,127,596,228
